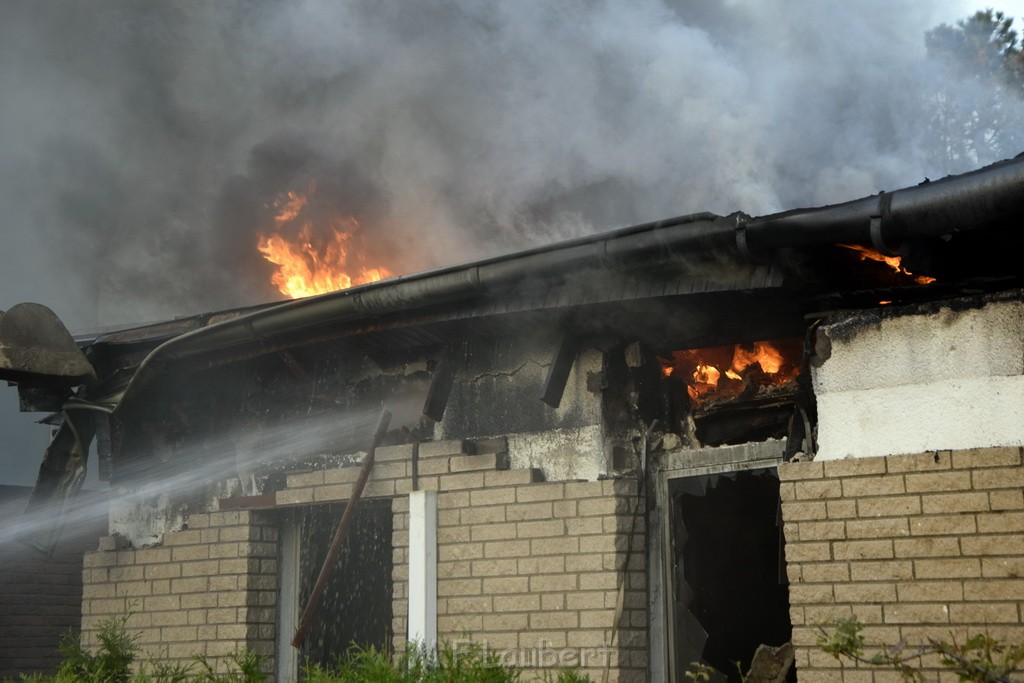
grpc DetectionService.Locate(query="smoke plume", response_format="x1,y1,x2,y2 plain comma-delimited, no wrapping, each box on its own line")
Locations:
0,0,1017,328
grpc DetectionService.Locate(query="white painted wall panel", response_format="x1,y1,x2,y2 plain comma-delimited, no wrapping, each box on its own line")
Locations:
507,424,604,482
814,299,1024,460
816,375,1024,460
408,490,437,648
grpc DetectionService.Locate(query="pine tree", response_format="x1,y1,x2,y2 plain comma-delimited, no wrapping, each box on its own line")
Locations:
925,10,1024,171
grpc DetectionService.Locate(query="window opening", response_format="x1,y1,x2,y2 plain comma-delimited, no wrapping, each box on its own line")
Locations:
653,338,810,451
281,501,393,677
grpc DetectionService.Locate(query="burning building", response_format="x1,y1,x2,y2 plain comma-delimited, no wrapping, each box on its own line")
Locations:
3,154,1024,681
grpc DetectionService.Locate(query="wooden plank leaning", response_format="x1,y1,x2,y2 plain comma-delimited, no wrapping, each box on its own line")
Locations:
291,408,393,649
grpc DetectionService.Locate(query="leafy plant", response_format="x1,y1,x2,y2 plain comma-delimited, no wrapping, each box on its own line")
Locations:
192,650,267,683
135,659,194,683
303,640,594,682
818,618,1024,683
306,641,521,682
6,606,594,682
2,605,269,683
683,661,716,682
54,610,140,683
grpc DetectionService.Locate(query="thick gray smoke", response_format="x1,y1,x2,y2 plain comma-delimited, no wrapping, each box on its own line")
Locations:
0,0,1018,328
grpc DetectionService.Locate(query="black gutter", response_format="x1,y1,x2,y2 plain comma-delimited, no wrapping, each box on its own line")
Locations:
738,153,1024,258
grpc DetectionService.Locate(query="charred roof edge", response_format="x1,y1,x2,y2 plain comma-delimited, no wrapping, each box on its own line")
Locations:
111,153,1024,415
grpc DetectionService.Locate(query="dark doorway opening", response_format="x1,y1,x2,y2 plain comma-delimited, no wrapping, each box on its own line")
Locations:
298,501,393,671
670,467,792,682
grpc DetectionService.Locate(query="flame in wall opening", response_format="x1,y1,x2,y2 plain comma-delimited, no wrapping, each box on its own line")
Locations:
659,339,802,406
838,243,936,285
257,187,393,299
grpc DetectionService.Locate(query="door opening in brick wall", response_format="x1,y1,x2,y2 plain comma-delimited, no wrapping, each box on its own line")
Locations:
277,502,394,678
669,468,792,682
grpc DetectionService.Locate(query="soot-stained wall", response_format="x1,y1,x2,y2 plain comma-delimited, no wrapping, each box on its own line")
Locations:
437,333,608,481
107,327,615,545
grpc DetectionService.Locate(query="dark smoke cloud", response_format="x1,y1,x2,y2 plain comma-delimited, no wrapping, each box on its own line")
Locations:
0,0,1019,329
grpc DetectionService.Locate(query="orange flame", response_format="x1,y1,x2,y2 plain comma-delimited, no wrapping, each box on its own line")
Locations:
659,339,801,405
257,189,392,299
731,340,784,375
839,244,936,285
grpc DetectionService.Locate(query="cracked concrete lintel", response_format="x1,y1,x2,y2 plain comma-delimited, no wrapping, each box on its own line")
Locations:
108,473,237,547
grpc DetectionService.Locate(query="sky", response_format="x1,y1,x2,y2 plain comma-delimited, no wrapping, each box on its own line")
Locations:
1,0,1023,487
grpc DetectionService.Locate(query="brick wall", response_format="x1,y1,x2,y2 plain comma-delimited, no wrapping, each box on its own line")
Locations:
83,437,644,681
82,510,278,673
780,446,1024,681
276,439,647,682
0,487,108,678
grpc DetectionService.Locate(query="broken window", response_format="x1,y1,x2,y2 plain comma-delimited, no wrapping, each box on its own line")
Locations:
669,468,792,682
653,338,811,451
278,502,393,679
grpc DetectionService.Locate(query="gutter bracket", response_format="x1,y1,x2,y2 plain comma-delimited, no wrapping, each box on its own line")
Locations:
869,192,902,256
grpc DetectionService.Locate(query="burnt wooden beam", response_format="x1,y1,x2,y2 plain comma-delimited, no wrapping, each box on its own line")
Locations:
422,347,458,422
539,334,577,408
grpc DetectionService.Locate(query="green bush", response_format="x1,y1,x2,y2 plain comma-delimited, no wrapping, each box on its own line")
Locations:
304,641,593,682
192,650,266,683
54,611,139,683
5,612,593,682
2,608,268,683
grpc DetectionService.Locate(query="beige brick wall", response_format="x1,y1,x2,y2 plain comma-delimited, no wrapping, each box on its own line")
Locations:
277,439,647,682
82,510,278,673
780,446,1024,682
83,438,645,681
